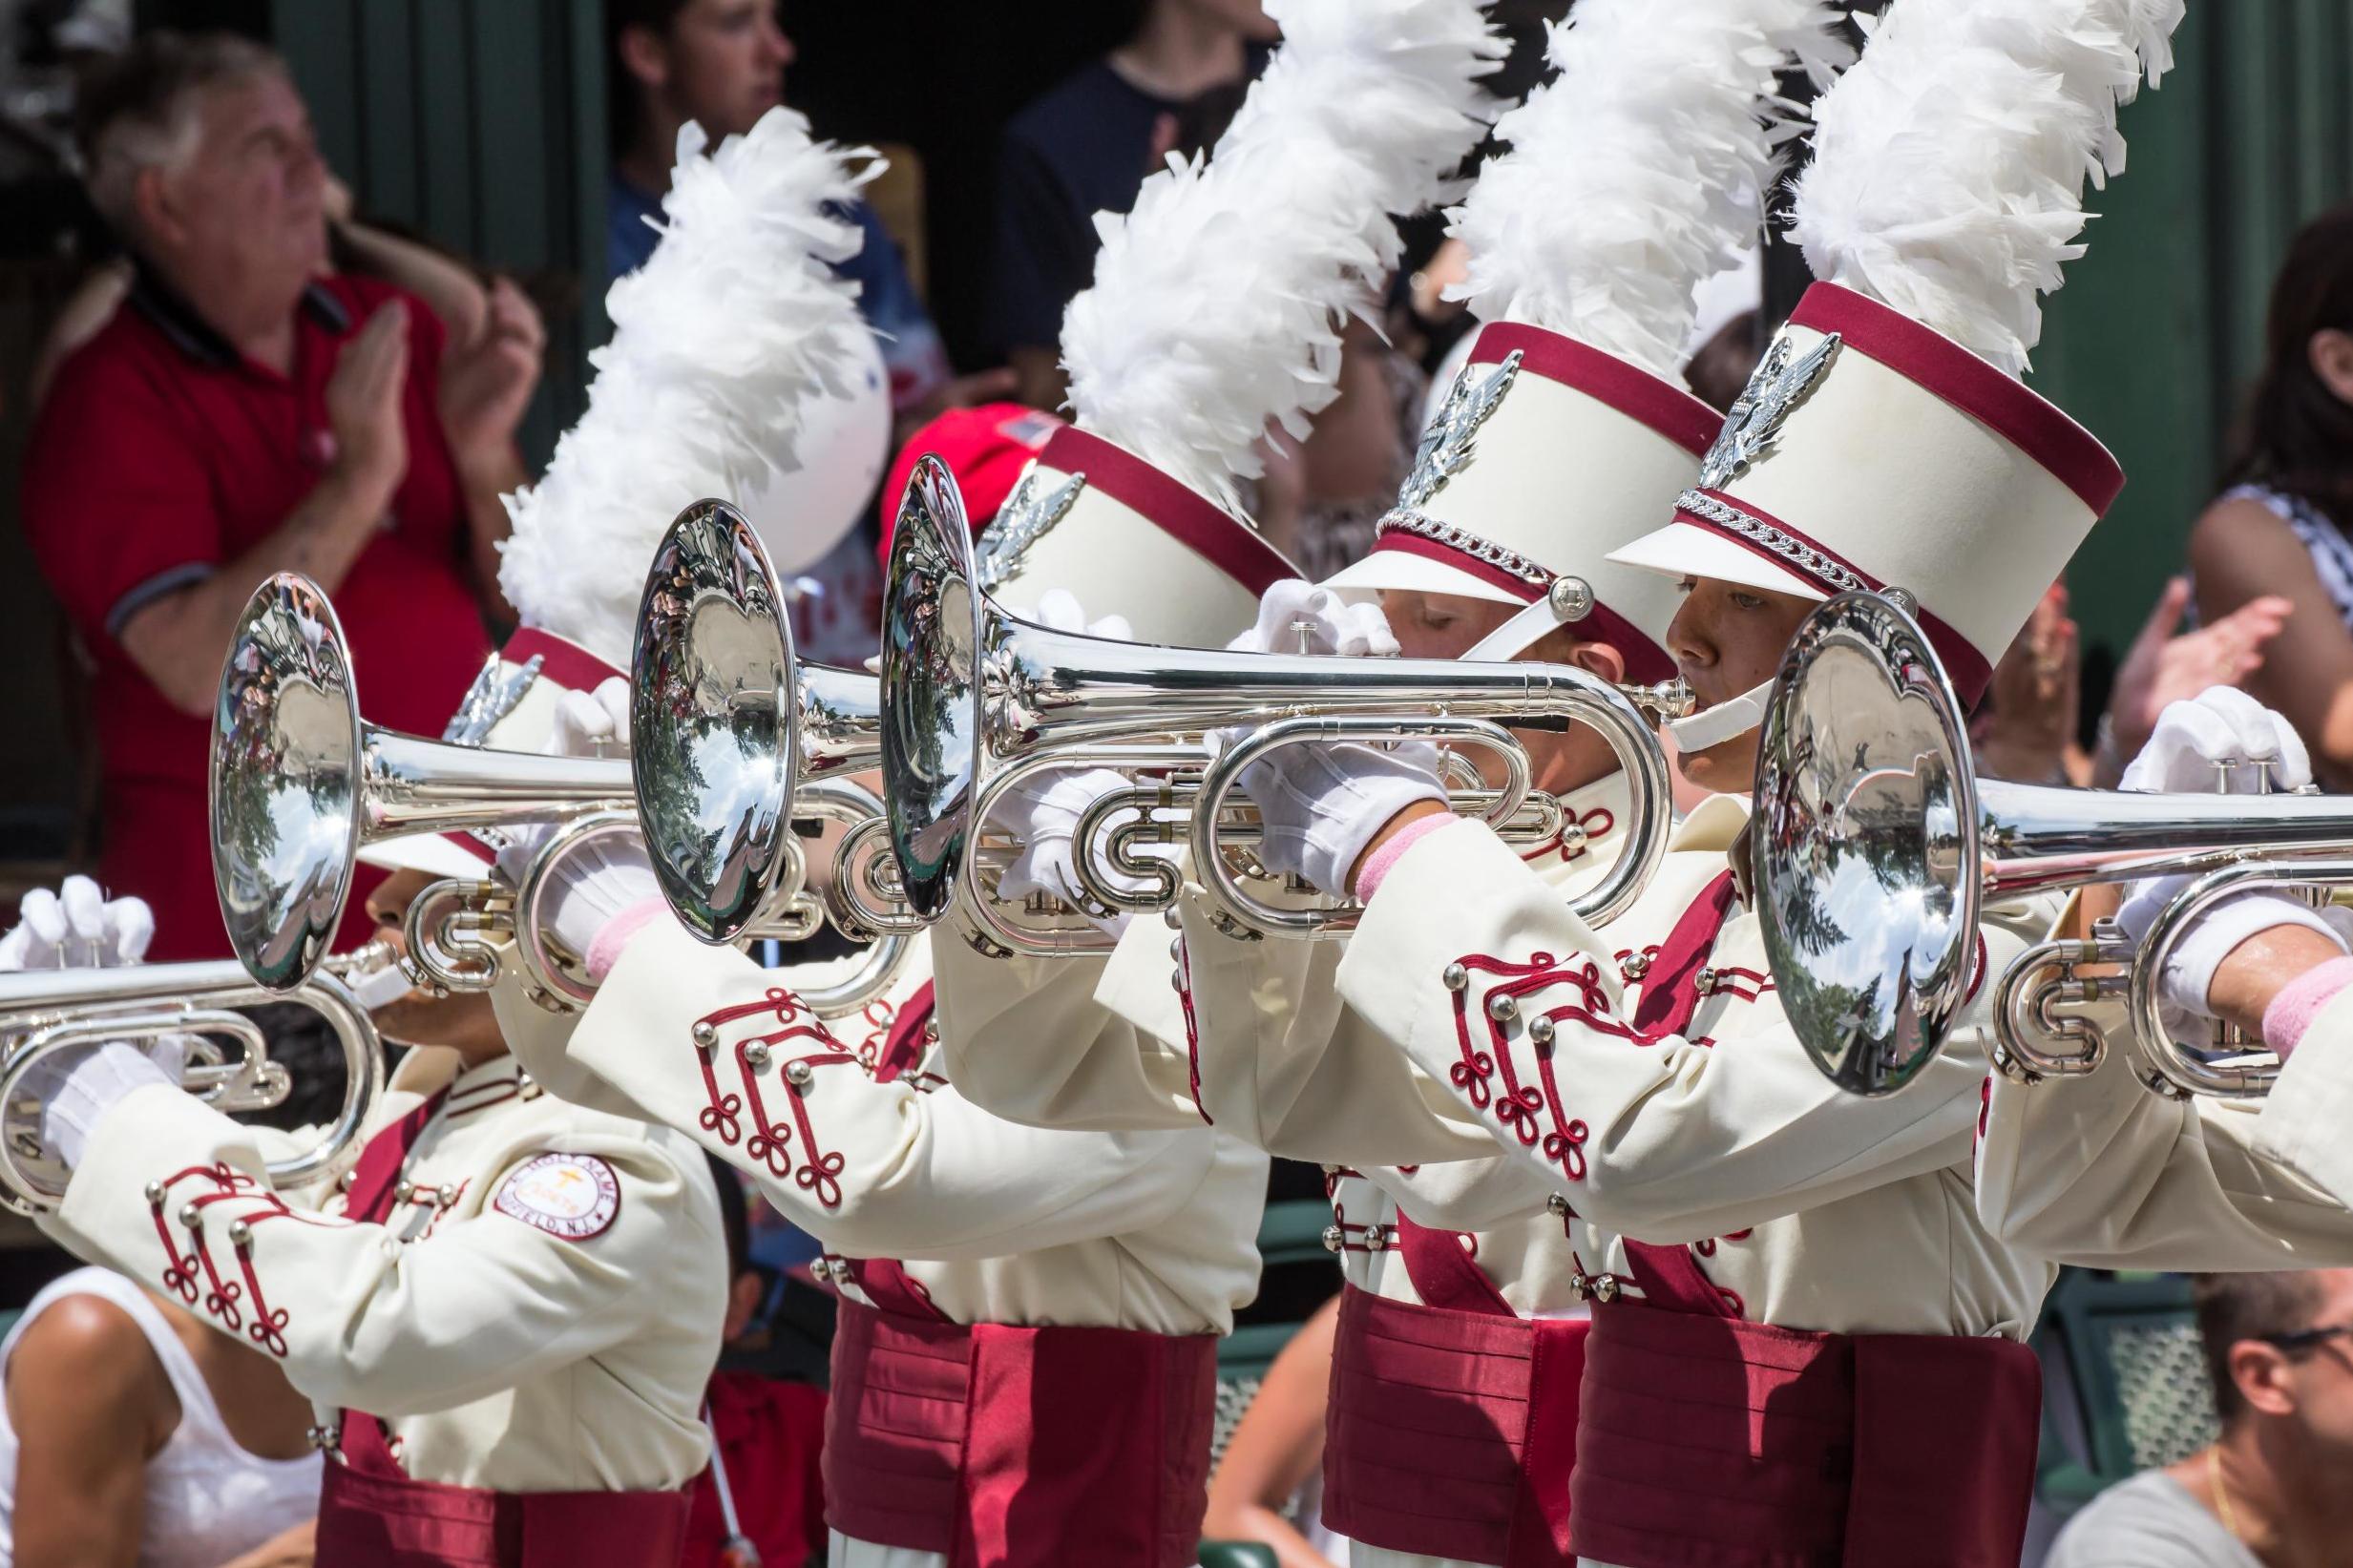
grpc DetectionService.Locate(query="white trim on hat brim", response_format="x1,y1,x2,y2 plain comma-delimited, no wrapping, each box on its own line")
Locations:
1318,550,1527,607
1606,518,1827,605
358,834,492,880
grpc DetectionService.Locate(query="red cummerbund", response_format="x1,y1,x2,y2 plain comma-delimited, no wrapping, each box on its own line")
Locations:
1570,1304,2042,1568
1322,1285,1586,1568
316,1456,692,1567
824,1299,1221,1568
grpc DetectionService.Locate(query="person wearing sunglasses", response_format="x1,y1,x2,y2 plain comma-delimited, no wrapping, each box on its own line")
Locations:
2047,1270,2353,1568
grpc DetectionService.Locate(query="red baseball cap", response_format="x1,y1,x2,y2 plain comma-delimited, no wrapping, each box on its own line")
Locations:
877,403,1066,564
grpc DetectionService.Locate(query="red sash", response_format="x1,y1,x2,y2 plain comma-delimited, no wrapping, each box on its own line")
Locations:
1320,1214,1583,1567
316,1084,692,1568
825,1260,1219,1568
1569,1241,2041,1568
317,1422,692,1568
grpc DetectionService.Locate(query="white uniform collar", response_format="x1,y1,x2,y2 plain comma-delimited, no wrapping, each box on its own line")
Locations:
1669,792,1753,855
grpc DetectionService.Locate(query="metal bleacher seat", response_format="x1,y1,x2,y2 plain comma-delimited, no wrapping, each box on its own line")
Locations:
2031,1268,2216,1517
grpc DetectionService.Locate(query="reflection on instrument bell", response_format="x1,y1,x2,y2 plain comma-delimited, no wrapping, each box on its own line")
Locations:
1755,590,2353,1099
864,452,1683,954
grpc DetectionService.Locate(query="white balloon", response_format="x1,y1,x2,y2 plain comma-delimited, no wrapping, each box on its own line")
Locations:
733,326,894,575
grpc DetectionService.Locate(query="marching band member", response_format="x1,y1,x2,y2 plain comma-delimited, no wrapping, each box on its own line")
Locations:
0,100,900,1568
498,7,1506,1565
1973,684,2353,1265
1093,5,2175,1564
2,861,726,1568
939,9,1845,1564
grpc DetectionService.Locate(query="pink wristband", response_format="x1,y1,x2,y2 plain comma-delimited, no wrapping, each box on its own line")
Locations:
1355,813,1459,903
586,896,670,983
2261,954,2353,1058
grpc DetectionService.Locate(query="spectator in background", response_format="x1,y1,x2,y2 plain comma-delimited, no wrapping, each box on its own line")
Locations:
685,1154,829,1568
1258,309,1428,580
2193,201,2353,789
987,0,1275,410
2046,1270,2353,1568
19,32,536,960
607,0,1012,443
1202,1293,1349,1568
0,1265,319,1568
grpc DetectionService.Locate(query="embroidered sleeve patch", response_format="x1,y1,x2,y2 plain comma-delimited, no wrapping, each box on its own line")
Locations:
493,1154,621,1241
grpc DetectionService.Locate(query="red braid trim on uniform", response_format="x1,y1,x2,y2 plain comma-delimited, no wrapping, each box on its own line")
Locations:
1326,1197,1396,1255
691,988,860,1208
1173,934,1211,1125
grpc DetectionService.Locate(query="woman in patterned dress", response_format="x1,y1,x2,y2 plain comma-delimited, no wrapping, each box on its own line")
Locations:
2193,201,2353,787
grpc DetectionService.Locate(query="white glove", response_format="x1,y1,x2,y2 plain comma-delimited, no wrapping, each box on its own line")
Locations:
2113,889,2351,1026
495,832,661,962
1228,579,1398,658
2119,687,2309,795
1241,741,1445,899
1028,587,1134,643
0,877,154,971
24,1037,184,1169
494,677,659,960
2111,687,2326,1028
990,767,1170,931
550,677,632,759
0,878,171,1170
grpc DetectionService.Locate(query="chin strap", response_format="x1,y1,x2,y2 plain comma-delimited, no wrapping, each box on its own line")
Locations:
1462,590,1583,663
1666,677,1774,753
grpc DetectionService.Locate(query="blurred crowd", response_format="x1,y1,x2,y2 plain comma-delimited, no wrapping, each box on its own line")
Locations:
5,3,2353,1567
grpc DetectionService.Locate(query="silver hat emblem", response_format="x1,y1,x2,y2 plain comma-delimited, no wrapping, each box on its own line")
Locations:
1397,348,1523,512
1697,328,1842,491
975,463,1088,592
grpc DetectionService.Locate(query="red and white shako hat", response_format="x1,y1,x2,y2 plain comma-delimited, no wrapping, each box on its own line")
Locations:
362,105,883,875
1607,283,2125,710
973,424,1298,649
981,0,1508,649
1607,0,2179,744
1325,324,1717,685
1323,0,1853,676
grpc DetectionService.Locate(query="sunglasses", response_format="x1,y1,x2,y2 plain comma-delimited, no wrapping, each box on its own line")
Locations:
2259,1324,2353,1354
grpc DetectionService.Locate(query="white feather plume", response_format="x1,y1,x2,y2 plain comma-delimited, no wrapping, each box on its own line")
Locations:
1060,0,1505,513
498,109,877,665
1448,0,1853,380
1789,0,2185,379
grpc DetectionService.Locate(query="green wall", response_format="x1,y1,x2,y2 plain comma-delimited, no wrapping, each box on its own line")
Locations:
2029,5,2353,658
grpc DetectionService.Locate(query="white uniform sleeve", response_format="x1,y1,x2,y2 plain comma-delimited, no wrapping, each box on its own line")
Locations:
46,1083,705,1417
1173,893,1518,1168
931,913,1208,1131
1976,987,2353,1268
1333,819,2039,1244
563,922,1220,1259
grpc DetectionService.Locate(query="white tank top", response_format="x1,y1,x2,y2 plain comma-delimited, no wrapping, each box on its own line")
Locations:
0,1267,320,1568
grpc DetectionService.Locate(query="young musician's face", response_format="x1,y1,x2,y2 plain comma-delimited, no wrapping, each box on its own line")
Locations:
1380,588,1634,797
1664,575,1821,791
364,868,508,1062
1380,588,1514,661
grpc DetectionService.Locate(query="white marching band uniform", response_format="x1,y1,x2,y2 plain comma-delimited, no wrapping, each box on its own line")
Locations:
49,1041,725,1490
529,917,1269,1568
37,2,2353,1568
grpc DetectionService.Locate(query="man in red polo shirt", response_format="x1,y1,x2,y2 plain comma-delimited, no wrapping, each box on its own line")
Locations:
21,32,538,959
